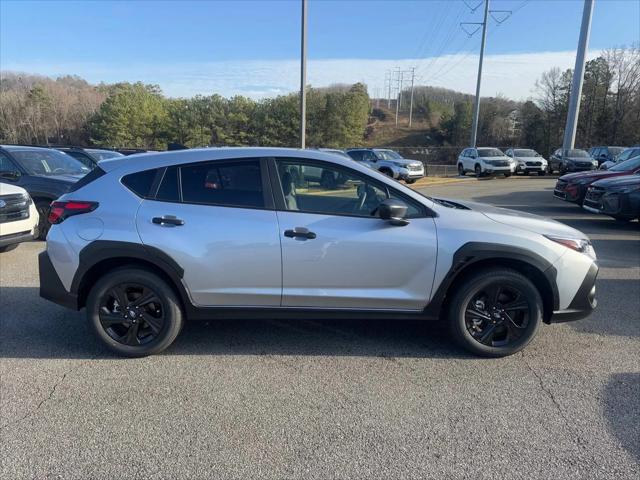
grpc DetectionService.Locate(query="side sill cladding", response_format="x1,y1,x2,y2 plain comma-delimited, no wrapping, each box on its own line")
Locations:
423,242,560,321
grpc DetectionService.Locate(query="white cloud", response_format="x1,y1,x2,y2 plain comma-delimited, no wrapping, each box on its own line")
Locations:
2,50,601,100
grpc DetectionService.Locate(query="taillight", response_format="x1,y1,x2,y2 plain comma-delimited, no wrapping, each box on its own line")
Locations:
48,201,99,224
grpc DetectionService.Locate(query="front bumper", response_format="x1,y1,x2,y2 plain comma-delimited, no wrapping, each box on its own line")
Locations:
550,262,598,323
397,168,425,180
0,230,34,249
39,251,79,310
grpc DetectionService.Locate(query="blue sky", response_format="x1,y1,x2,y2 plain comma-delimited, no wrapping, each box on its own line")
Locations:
1,0,639,99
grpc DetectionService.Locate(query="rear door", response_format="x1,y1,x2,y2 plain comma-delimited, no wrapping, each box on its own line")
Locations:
272,157,437,310
136,158,282,307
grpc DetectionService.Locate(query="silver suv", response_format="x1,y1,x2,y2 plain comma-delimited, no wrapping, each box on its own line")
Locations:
346,149,424,184
39,148,598,358
458,147,515,177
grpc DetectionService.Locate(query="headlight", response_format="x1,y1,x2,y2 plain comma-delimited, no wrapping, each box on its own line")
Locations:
393,162,408,168
545,235,596,260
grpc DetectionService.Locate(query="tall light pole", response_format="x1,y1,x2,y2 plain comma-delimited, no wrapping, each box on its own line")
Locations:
562,0,594,152
470,0,489,147
300,0,307,149
408,67,415,128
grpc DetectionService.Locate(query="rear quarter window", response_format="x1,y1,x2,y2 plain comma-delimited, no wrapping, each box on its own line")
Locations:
68,166,106,193
121,169,159,198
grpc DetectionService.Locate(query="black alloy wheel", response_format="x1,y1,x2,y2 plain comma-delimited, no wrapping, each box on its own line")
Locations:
99,283,165,346
87,268,184,357
464,284,530,348
448,268,543,357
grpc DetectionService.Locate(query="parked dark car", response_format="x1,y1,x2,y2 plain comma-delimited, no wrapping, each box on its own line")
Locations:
588,146,625,166
553,155,640,205
0,145,90,238
583,173,640,222
600,146,640,170
51,146,124,168
548,148,597,174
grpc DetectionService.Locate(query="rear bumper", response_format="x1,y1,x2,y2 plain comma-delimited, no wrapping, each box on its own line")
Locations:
39,250,79,310
0,231,33,248
549,262,598,323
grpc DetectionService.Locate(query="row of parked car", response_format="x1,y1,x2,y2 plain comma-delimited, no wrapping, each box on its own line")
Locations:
554,146,640,222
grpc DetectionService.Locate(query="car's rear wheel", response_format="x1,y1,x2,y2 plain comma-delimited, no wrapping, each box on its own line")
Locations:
448,268,543,357
35,200,51,240
87,268,183,357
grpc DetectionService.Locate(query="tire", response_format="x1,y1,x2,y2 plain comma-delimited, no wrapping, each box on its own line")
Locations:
380,168,394,178
474,164,482,178
405,178,416,184
86,267,184,357
503,173,512,178
538,171,546,176
448,268,543,357
0,244,18,253
35,200,51,240
458,164,465,176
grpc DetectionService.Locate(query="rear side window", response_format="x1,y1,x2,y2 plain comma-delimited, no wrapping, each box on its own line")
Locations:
348,150,363,161
156,166,180,202
68,166,106,193
179,160,264,208
121,169,158,198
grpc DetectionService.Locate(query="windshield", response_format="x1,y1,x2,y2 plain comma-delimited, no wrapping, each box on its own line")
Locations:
478,149,504,158
514,149,538,157
566,149,590,158
11,149,90,176
375,149,403,160
610,155,640,172
88,150,124,161
608,147,624,156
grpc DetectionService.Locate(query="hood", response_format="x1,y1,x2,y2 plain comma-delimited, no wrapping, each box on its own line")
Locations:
559,170,620,183
0,182,28,196
479,156,509,161
565,156,594,162
31,173,85,183
439,198,588,239
592,174,640,188
391,158,421,166
514,156,546,162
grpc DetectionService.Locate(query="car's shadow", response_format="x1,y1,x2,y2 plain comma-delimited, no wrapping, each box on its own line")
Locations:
1,287,471,360
603,373,640,463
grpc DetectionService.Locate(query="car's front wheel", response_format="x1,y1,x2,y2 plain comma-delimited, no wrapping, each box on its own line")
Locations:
458,163,465,176
405,178,416,184
87,268,184,357
448,268,543,357
475,164,482,178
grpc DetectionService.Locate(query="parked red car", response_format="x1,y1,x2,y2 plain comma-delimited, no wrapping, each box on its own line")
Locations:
554,155,640,205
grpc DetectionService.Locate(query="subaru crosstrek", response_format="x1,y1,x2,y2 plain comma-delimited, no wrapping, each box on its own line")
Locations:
39,148,598,357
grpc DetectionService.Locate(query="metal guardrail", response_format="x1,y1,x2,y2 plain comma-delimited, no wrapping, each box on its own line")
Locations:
424,164,460,177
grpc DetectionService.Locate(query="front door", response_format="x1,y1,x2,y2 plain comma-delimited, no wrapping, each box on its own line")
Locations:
136,158,282,307
273,158,437,310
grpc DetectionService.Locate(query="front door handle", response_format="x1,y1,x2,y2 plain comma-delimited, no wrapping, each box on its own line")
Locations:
284,227,316,239
152,215,184,226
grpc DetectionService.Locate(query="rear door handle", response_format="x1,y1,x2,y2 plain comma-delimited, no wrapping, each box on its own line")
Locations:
152,216,184,226
284,227,316,239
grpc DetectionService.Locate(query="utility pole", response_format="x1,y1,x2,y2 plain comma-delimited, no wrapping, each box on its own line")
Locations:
408,67,415,128
562,0,594,152
299,0,307,149
395,68,401,126
387,70,392,108
470,0,489,147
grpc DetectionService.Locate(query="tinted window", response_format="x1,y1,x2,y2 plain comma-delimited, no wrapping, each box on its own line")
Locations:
122,169,158,198
514,149,537,157
477,149,504,157
277,159,423,218
180,160,264,208
0,151,16,172
347,150,363,161
566,149,590,158
374,149,402,160
65,150,95,168
156,166,180,202
69,166,106,193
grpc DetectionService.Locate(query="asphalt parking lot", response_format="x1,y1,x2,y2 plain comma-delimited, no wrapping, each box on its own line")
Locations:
1,177,639,480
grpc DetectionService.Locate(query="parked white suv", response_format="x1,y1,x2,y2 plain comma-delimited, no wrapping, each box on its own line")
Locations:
458,147,515,177
346,149,425,183
0,183,39,252
39,148,597,358
504,148,548,176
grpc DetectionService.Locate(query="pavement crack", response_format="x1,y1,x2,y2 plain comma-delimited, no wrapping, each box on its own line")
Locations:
1,359,91,430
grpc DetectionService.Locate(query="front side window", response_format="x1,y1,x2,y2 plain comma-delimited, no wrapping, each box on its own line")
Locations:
277,159,423,218
374,149,403,160
10,149,90,176
347,150,363,161
179,160,264,208
0,151,17,173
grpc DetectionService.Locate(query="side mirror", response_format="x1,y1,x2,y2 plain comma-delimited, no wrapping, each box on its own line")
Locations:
378,199,409,226
0,171,21,181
